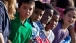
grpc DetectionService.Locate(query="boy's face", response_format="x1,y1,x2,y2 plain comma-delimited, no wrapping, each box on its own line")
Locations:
47,15,59,30
18,3,34,19
41,9,53,24
31,8,44,22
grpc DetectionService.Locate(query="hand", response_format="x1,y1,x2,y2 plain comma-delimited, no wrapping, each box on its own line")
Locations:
7,40,12,43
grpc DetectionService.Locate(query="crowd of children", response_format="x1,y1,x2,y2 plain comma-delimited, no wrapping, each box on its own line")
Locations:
0,0,76,43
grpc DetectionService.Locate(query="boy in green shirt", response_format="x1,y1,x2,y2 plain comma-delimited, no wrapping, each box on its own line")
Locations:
9,0,35,43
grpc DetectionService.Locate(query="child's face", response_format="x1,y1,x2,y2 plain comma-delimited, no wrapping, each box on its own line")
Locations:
41,9,53,24
18,3,34,19
63,10,76,25
31,8,44,22
46,15,59,30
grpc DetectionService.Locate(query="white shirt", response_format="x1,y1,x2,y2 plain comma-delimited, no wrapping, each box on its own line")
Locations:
44,30,55,43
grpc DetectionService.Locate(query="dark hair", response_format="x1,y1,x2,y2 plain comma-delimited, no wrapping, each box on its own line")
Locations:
53,9,60,15
43,3,54,10
59,7,76,23
56,0,72,8
63,7,76,15
18,0,35,8
46,9,60,25
35,1,45,11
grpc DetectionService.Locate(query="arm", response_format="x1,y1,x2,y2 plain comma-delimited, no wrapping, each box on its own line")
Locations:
0,1,5,43
0,33,4,43
68,25,76,43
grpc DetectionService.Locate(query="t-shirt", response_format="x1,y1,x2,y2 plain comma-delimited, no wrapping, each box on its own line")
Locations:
52,22,69,43
0,1,10,43
60,36,71,43
43,30,55,43
9,12,32,43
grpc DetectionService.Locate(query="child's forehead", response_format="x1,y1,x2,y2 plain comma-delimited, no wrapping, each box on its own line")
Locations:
45,9,53,12
22,2,34,5
35,8,45,12
51,15,60,20
66,10,76,15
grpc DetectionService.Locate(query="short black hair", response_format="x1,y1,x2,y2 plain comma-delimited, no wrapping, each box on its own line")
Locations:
18,0,35,8
53,9,60,15
35,1,45,11
43,3,54,10
46,9,60,25
63,7,76,15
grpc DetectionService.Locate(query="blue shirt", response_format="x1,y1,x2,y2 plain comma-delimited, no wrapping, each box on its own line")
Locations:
0,1,10,43
28,19,40,40
36,21,50,43
32,22,40,39
36,21,44,30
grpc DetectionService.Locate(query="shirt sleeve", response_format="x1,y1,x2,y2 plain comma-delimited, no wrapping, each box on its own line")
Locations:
68,24,74,29
0,2,4,33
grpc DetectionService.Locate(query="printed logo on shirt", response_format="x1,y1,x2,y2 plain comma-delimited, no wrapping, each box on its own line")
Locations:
35,31,50,43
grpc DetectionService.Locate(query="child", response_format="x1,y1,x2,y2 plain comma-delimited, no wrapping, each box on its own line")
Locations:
52,7,76,43
36,3,54,43
28,1,45,43
36,3,54,30
9,0,35,43
44,9,60,43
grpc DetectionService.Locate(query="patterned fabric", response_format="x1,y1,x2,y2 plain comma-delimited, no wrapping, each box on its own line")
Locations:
36,21,50,43
0,1,10,43
35,31,50,43
43,30,55,43
31,22,40,39
36,21,44,30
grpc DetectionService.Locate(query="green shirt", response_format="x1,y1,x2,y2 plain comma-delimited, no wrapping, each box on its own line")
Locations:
9,12,32,43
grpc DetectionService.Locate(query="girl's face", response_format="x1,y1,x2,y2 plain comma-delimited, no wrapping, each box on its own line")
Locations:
63,10,76,25
46,15,59,30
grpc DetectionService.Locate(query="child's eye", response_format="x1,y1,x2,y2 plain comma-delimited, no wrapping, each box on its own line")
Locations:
24,7,26,9
35,11,38,14
55,20,58,22
73,16,76,19
40,14,42,16
29,8,32,11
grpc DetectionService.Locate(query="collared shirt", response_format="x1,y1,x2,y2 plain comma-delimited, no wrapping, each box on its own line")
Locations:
9,12,32,43
36,21,50,43
0,1,10,43
28,18,40,40
36,21,44,30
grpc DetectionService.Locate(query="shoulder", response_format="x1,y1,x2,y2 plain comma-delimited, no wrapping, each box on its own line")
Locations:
0,1,4,6
26,19,32,28
50,30,54,36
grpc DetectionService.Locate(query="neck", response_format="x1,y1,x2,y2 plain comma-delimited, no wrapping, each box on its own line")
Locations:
62,23,69,30
19,15,26,24
30,17,34,22
45,27,50,31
